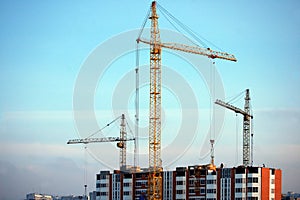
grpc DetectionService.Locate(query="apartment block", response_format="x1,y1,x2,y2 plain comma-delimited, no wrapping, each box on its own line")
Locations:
95,165,281,200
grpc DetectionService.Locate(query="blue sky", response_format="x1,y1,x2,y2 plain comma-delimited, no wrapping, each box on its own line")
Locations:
0,0,300,199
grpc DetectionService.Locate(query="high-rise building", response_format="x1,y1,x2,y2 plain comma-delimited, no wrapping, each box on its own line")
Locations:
95,165,281,200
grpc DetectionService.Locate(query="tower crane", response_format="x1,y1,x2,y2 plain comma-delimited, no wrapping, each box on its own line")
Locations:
215,89,253,166
67,114,135,168
137,1,237,199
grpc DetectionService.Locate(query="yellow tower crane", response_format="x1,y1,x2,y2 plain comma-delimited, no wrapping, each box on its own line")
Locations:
137,1,237,199
67,114,135,169
215,89,253,166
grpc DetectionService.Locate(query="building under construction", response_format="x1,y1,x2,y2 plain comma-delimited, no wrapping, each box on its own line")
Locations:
68,1,282,200
95,165,281,200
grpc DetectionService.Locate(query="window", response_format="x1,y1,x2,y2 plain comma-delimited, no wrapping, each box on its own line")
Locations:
100,183,108,187
235,188,246,193
189,179,195,185
235,178,246,183
136,182,142,186
247,187,258,193
189,188,195,193
221,168,231,178
200,179,205,185
176,190,185,194
176,180,185,185
222,179,230,187
100,174,108,179
100,192,108,196
207,189,216,193
247,197,258,200
113,174,120,182
247,177,259,183
124,182,131,187
136,190,141,195
124,191,130,196
200,188,205,194
207,179,216,184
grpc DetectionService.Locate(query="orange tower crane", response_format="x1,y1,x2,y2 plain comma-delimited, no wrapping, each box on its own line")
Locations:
137,1,237,199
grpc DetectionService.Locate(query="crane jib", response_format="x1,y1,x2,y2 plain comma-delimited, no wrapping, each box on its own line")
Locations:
137,38,237,62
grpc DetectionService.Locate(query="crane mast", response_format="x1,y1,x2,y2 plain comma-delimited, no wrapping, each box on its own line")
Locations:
215,89,253,166
148,1,163,199
243,89,251,166
118,114,127,168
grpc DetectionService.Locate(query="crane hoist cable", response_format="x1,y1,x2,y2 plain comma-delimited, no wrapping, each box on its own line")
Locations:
250,102,254,166
126,119,137,166
84,145,88,197
235,113,239,166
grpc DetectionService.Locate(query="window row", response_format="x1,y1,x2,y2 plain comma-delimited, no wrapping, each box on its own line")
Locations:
247,197,259,200
176,190,185,194
176,180,186,185
247,187,258,193
247,177,258,183
207,189,216,193
135,181,147,186
96,183,108,188
124,182,132,187
235,178,246,184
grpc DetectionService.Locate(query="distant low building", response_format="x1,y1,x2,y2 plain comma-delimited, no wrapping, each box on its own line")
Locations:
27,193,88,200
282,191,300,200
59,195,88,200
26,193,52,200
89,191,97,200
